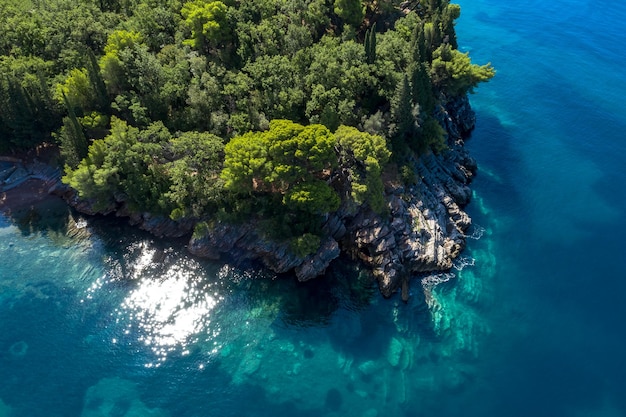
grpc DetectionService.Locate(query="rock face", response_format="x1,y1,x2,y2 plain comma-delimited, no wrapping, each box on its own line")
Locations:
57,95,477,299
186,95,478,297
0,159,61,193
340,145,474,298
187,222,340,280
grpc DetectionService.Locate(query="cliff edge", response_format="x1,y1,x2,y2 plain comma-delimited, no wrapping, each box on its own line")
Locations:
189,94,477,299
50,95,477,301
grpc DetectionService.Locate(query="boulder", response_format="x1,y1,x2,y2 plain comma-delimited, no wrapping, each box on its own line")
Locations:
295,237,340,281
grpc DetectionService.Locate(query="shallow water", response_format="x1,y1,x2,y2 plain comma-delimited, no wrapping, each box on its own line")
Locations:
2,0,626,415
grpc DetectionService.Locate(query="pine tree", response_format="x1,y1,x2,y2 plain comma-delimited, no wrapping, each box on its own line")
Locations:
411,22,428,64
364,22,377,64
391,74,417,156
4,76,37,147
86,48,110,113
57,92,89,167
411,62,435,114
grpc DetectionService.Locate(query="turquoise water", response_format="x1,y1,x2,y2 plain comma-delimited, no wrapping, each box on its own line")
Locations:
2,1,626,415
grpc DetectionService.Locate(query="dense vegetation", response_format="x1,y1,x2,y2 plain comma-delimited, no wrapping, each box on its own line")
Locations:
0,0,493,246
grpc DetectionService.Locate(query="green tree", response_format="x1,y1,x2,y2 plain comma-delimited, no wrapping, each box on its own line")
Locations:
364,22,377,64
283,179,340,215
180,0,229,52
430,43,495,96
221,120,339,222
55,68,95,115
99,30,144,95
390,74,418,155
334,0,364,28
335,125,391,213
63,117,173,213
165,131,225,218
439,3,460,49
55,92,89,168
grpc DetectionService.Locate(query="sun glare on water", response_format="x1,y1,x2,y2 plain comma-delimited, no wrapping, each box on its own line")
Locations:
101,241,223,366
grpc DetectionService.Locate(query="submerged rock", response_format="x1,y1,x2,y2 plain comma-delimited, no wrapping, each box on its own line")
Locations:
82,377,170,417
386,337,404,367
8,340,28,357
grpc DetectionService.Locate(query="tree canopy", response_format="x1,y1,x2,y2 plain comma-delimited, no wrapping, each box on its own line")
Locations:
1,0,493,247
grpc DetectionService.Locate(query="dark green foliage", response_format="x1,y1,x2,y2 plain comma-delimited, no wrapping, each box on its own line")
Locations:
410,62,435,113
55,92,89,168
0,68,59,149
6,0,493,235
364,23,377,64
283,180,340,215
86,48,110,113
63,117,224,215
290,233,322,257
334,0,365,28
335,125,391,214
390,74,418,156
420,116,447,154
165,130,225,218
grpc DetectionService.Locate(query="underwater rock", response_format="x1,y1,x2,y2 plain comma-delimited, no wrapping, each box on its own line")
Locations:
82,377,169,417
386,337,404,367
357,360,381,376
325,388,343,411
0,398,13,417
9,340,28,358
9,340,28,357
240,356,262,376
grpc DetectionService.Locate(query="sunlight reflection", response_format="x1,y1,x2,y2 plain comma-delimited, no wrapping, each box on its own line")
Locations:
107,242,223,366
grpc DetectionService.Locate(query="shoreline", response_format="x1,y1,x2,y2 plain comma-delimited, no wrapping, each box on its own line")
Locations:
2,97,477,301
0,178,63,214
0,148,64,217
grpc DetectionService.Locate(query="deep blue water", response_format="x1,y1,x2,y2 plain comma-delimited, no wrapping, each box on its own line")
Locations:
2,1,626,415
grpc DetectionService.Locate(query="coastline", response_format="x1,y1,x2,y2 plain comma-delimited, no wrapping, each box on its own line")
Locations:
0,153,63,216
2,98,477,302
47,94,478,301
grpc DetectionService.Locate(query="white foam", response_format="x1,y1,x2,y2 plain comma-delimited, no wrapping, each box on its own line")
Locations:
466,224,485,240
453,256,476,271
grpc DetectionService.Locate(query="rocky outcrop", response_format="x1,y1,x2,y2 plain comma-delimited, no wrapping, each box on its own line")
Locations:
50,94,477,300
339,95,476,298
185,95,477,299
339,144,475,298
187,221,340,280
53,185,196,238
0,159,61,193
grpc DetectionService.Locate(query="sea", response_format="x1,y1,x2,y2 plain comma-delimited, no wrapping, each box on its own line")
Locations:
2,0,626,415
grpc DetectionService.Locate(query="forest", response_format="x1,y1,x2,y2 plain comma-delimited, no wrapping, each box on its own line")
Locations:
0,0,493,248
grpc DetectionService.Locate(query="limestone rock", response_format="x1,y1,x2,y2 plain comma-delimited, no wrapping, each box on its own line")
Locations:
295,237,340,281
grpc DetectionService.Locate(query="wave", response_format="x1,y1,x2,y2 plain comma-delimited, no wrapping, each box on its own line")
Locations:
466,224,485,240
453,256,476,271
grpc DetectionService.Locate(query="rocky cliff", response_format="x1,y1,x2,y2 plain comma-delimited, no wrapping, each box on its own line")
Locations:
187,95,478,299
54,95,477,300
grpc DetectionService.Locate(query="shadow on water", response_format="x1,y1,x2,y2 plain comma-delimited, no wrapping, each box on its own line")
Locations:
1,196,76,239
465,110,527,221
272,255,378,328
